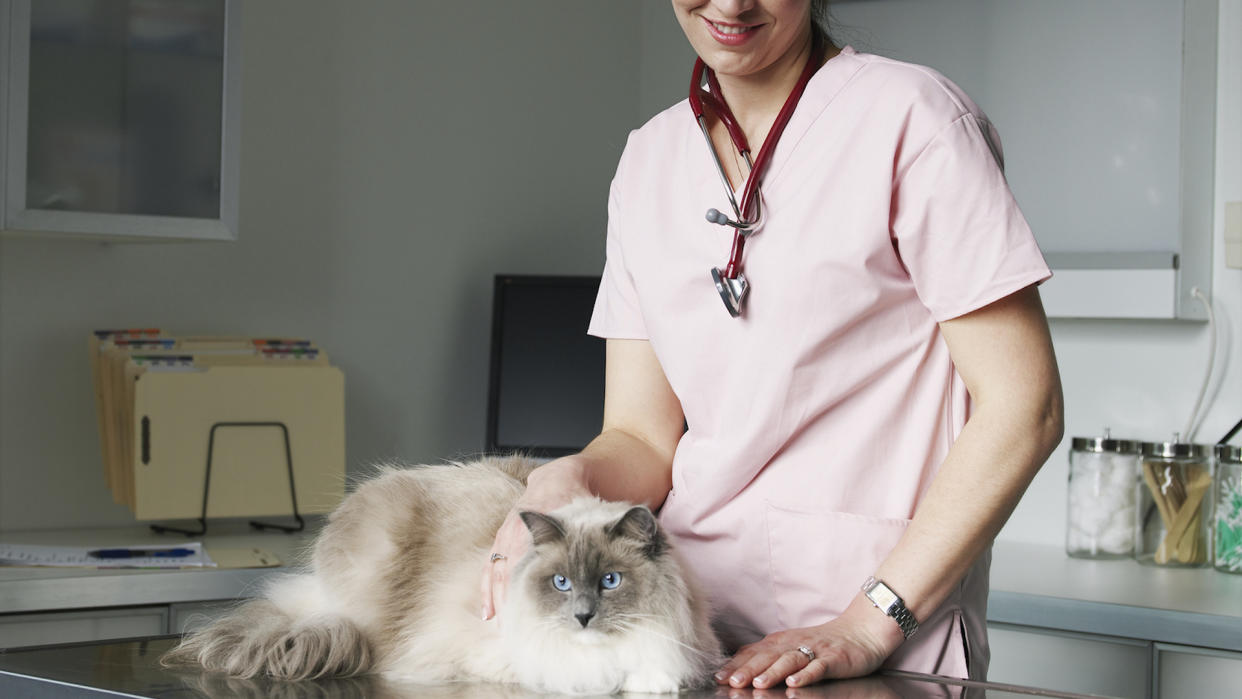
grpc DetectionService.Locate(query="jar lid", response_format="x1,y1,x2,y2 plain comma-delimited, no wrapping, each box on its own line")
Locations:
1140,441,1213,459
1071,435,1139,453
1216,444,1242,463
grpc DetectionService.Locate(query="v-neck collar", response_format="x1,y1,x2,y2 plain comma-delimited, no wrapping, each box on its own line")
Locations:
688,46,866,198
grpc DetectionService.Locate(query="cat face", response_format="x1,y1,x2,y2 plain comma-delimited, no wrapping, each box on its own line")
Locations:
518,505,670,642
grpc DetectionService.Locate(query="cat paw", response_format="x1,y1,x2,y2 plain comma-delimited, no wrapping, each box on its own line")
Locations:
620,672,681,694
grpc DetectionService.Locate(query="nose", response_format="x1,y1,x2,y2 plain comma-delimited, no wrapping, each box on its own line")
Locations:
711,0,757,16
575,612,594,628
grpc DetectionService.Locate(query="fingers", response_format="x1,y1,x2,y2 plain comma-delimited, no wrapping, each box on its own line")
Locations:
717,646,802,689
480,552,511,620
479,558,495,620
481,512,531,621
713,647,745,685
750,649,815,689
786,657,831,688
717,641,830,690
490,553,509,615
481,548,515,621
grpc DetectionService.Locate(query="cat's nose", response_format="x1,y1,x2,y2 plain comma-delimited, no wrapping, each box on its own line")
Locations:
574,612,594,628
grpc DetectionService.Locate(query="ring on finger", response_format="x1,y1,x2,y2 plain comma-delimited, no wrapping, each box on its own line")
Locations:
796,645,815,662
490,552,507,562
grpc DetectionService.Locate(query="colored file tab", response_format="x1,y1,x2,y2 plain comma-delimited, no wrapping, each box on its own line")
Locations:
87,332,345,521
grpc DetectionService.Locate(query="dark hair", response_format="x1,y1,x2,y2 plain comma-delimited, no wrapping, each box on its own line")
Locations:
811,0,834,48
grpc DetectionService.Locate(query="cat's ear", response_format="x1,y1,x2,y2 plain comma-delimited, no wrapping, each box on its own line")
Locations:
519,511,567,546
608,506,668,558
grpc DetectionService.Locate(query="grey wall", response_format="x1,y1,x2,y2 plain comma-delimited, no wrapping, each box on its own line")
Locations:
8,0,1235,547
0,0,647,531
639,1,697,121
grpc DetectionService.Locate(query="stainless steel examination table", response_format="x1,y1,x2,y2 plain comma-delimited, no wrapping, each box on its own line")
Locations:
0,636,1104,698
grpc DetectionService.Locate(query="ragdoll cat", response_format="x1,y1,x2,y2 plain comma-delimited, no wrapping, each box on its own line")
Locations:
163,454,722,694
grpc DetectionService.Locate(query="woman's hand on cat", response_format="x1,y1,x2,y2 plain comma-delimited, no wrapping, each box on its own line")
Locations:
714,593,906,689
480,457,592,622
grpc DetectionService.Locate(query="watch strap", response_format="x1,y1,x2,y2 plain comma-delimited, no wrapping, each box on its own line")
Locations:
862,576,919,639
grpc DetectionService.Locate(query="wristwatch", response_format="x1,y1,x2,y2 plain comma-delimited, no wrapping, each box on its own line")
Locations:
861,576,919,639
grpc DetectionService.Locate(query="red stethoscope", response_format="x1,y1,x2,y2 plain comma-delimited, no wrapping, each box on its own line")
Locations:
689,39,823,317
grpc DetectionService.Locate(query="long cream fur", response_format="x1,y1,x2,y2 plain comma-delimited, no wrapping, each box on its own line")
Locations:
163,455,721,694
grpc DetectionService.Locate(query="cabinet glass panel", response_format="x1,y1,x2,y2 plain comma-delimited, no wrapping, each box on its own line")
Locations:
25,0,224,218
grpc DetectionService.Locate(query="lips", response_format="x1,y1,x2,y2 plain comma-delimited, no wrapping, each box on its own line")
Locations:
701,17,764,46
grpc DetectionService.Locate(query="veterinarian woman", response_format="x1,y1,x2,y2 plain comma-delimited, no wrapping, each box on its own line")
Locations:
483,0,1063,688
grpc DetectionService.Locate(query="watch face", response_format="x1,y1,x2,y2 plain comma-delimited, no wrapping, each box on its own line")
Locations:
869,583,899,612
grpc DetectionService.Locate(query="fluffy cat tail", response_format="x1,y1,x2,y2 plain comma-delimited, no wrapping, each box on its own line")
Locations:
161,598,373,680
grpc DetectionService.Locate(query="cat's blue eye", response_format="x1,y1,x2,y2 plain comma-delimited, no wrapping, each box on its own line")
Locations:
600,572,622,590
552,574,572,592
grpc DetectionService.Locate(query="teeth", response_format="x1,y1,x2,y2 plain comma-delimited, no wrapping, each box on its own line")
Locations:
711,21,750,35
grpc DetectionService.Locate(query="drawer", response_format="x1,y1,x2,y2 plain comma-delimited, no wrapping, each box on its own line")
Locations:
1155,643,1242,697
0,607,167,650
168,600,240,635
988,622,1150,698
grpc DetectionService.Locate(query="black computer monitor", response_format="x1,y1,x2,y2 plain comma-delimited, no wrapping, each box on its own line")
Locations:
486,275,605,458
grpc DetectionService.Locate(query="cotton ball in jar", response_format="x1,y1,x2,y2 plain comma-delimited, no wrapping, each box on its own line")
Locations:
1067,447,1136,557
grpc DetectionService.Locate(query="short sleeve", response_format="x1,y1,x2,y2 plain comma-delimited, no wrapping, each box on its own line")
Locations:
588,152,648,340
890,114,1051,322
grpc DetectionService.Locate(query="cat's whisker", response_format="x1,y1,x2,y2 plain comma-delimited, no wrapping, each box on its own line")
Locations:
612,620,722,662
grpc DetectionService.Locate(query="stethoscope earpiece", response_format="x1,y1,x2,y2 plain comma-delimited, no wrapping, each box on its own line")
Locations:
705,208,755,232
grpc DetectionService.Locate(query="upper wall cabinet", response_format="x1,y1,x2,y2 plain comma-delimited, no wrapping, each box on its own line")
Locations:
0,0,240,241
831,0,1218,320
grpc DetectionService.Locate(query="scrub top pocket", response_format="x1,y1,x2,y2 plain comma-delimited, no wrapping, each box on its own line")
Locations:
764,502,911,629
764,501,976,679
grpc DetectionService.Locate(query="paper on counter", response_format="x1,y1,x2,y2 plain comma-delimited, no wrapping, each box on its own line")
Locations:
0,542,216,568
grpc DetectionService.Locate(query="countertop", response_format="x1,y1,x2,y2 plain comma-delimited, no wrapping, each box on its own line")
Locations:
987,541,1242,651
0,522,317,614
0,637,1102,698
2,527,1240,651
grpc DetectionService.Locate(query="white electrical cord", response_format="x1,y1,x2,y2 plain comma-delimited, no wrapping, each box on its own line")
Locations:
1182,287,1217,442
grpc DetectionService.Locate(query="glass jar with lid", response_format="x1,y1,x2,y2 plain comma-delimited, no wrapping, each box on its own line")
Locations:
1214,444,1242,574
1067,431,1139,558
1136,439,1213,567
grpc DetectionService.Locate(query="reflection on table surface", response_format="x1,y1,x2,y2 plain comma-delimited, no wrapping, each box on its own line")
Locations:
0,637,1098,698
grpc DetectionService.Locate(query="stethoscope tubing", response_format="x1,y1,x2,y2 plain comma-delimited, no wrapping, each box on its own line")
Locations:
690,39,824,280
694,115,754,226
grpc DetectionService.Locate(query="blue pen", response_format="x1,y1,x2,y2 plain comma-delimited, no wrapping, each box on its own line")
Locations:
88,548,197,559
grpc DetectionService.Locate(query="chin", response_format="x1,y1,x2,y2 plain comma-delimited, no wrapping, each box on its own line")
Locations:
571,627,608,645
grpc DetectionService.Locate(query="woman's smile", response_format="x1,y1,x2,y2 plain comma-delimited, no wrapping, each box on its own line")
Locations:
702,17,766,46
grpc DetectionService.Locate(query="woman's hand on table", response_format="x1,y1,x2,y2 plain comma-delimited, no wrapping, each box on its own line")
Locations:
716,676,903,698
479,457,591,621
715,595,906,689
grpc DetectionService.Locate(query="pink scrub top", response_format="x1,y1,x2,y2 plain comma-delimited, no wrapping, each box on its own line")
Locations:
588,46,1050,680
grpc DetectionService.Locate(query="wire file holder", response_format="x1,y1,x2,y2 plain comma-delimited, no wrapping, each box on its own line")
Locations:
151,421,305,537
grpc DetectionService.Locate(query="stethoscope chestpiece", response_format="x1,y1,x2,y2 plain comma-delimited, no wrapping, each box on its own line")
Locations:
711,267,748,318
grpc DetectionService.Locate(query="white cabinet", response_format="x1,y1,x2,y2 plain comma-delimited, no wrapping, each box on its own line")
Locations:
1155,643,1242,697
989,623,1242,698
0,0,240,240
0,607,167,650
168,600,236,635
0,601,240,650
988,622,1150,699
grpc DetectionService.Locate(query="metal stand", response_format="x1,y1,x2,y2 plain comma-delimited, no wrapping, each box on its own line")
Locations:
151,421,305,537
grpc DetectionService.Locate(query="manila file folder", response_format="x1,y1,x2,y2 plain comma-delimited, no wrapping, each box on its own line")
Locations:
132,365,344,521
